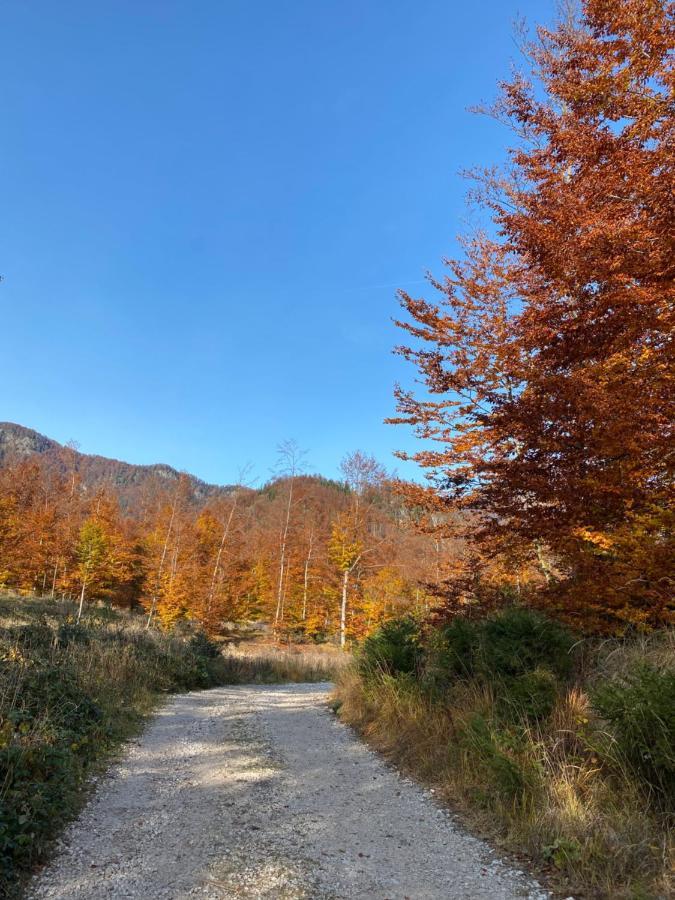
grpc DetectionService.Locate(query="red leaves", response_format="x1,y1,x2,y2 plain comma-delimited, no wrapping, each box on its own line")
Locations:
392,0,674,631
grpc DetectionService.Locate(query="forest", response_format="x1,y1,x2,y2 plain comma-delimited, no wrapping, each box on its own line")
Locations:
0,442,456,645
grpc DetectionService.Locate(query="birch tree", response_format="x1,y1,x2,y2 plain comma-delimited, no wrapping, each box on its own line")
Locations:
272,440,307,629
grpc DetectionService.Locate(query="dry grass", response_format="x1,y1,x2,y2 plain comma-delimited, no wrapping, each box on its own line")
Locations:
221,640,349,683
335,659,674,900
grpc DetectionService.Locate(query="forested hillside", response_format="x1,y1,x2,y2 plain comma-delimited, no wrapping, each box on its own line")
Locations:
0,435,460,644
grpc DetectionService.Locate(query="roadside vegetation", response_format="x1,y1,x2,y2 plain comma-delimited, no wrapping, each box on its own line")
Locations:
222,640,347,684
335,609,674,900
0,594,341,897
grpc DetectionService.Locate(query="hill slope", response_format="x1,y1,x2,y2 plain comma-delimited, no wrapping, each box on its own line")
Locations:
0,422,235,506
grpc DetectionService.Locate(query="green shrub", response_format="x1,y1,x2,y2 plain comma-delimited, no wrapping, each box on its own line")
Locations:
189,631,222,659
420,608,573,697
0,744,79,882
423,618,480,689
55,622,90,647
592,664,675,810
477,607,575,681
9,622,55,651
10,665,106,743
359,617,422,679
496,669,559,723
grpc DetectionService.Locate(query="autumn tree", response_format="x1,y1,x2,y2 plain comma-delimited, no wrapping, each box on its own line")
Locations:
144,476,191,628
391,0,674,630
75,519,109,622
328,452,388,647
271,441,307,630
73,492,139,621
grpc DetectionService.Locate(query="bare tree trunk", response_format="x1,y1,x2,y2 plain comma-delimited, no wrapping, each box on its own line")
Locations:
76,577,87,623
340,569,349,650
168,541,179,591
146,496,177,629
207,496,238,614
50,561,58,598
302,529,314,621
280,563,288,624
274,480,293,627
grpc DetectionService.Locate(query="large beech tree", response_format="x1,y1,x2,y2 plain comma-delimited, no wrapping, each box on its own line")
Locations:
391,0,674,630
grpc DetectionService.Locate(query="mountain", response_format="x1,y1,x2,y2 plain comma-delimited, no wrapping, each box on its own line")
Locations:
0,422,236,507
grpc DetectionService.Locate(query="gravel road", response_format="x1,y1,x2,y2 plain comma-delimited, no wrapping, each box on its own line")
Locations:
30,683,549,900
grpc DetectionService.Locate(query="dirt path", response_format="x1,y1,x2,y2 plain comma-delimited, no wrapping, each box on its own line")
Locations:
30,684,548,900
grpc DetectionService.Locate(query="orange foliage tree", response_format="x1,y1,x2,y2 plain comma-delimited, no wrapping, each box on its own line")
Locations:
390,0,674,631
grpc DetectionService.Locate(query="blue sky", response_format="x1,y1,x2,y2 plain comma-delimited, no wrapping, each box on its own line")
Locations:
1,0,554,486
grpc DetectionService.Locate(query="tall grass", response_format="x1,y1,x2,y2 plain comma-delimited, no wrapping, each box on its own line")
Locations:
335,623,674,900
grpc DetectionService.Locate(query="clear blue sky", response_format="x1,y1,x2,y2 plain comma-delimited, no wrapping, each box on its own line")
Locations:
2,0,554,486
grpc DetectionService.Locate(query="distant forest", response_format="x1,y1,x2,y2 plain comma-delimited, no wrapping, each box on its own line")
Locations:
0,427,470,645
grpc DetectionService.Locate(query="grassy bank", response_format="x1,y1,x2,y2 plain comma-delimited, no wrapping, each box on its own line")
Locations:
0,595,342,897
334,611,674,899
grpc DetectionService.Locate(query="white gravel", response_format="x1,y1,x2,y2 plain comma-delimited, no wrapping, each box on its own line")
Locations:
29,683,549,899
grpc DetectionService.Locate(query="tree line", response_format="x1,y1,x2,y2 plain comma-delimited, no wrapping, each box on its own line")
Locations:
0,442,464,643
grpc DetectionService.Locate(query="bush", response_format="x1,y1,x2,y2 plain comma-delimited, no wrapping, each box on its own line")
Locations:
8,622,54,651
55,622,91,647
477,607,575,681
189,631,222,659
496,669,559,723
0,744,79,883
423,618,480,689
9,665,106,743
421,608,573,698
359,617,422,679
592,663,675,810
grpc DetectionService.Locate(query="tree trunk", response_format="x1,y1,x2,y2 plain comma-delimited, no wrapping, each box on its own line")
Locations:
274,481,294,627
76,577,87,624
50,560,58,598
146,496,177,629
534,541,553,585
302,529,314,621
207,496,238,614
340,569,349,650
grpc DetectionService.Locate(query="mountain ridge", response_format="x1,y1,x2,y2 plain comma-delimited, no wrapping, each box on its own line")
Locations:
0,422,236,505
